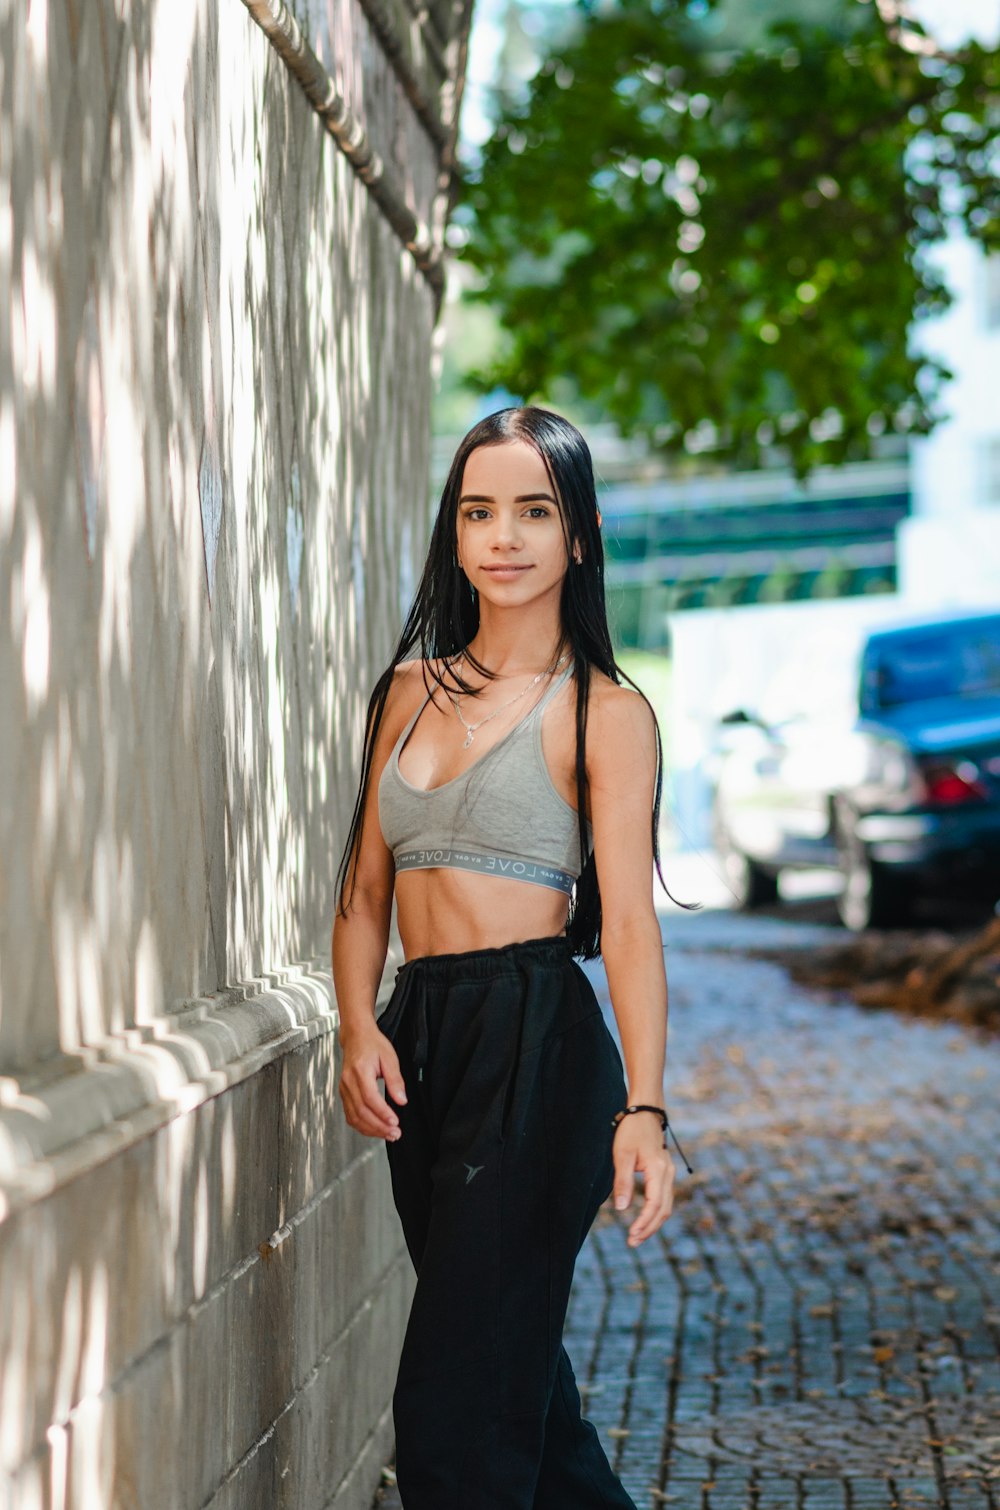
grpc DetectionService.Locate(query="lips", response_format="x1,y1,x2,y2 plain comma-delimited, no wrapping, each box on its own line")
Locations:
481,564,533,577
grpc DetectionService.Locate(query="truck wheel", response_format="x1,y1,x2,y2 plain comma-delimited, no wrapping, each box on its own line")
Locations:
834,805,911,931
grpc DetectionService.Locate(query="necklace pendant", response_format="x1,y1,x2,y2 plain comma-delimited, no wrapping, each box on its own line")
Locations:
463,731,474,749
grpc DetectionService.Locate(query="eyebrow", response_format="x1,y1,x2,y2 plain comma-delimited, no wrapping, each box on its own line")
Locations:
458,493,556,504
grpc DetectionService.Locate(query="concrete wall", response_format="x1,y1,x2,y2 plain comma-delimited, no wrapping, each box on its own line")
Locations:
0,0,470,1502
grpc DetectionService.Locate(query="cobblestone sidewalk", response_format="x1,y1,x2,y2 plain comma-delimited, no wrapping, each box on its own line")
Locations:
372,905,1000,1509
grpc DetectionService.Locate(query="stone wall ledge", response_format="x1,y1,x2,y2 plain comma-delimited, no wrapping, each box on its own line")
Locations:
0,942,403,1222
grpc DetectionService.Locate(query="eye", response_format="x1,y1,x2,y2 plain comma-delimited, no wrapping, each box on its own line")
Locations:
464,507,491,521
526,506,551,518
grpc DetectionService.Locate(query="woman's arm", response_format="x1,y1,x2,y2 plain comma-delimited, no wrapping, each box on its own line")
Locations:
586,679,674,1246
332,665,415,1141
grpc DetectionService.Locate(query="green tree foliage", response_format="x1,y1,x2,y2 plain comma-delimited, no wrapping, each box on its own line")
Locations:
456,0,1000,476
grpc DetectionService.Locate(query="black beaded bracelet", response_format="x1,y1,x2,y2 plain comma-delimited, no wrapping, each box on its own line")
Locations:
610,1104,694,1174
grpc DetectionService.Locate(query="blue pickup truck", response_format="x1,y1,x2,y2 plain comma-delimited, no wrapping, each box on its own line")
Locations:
710,608,1000,929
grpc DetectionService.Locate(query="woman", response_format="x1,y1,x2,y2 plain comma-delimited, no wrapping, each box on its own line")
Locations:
333,405,696,1509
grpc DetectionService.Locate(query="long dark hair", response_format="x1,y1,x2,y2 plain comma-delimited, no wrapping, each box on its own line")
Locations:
335,404,701,958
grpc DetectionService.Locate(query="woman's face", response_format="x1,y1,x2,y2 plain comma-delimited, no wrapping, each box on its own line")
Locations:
455,439,575,610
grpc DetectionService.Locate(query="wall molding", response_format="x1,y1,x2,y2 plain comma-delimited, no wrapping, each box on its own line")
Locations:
239,0,471,303
355,0,452,148
0,942,402,1222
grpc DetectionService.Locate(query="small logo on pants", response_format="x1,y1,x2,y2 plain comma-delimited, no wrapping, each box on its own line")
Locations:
464,1162,485,1184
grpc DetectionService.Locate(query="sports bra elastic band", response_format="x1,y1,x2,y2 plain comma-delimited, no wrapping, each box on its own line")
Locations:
392,846,578,895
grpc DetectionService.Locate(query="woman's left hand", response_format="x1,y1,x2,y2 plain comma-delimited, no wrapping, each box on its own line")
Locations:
612,1118,675,1246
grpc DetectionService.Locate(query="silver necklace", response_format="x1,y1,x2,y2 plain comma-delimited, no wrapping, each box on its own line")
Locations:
450,653,569,750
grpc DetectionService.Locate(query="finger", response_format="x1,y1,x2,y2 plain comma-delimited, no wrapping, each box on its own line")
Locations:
355,1113,399,1141
340,1087,390,1139
628,1170,665,1241
380,1049,409,1107
339,1082,391,1139
613,1147,637,1210
345,1074,402,1139
632,1165,676,1240
363,1081,402,1134
350,1064,399,1119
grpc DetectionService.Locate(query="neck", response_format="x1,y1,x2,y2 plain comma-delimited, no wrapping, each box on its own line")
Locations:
465,599,566,676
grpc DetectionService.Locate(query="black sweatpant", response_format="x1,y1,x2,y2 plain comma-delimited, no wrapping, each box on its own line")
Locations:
375,933,640,1510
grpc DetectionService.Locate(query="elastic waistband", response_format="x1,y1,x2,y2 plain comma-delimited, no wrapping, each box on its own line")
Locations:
395,932,573,985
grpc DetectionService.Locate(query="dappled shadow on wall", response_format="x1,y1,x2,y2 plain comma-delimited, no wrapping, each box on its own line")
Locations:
1,0,432,1499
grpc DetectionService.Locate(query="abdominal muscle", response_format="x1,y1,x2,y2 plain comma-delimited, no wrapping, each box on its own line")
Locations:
394,867,570,959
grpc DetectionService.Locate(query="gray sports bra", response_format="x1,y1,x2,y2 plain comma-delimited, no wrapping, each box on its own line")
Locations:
378,663,593,895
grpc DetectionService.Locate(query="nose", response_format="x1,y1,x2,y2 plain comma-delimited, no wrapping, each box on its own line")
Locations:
491,512,522,551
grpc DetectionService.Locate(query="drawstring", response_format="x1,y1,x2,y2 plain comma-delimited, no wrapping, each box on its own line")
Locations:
414,977,429,1081
665,1119,694,1175
499,955,531,1141
390,965,431,1081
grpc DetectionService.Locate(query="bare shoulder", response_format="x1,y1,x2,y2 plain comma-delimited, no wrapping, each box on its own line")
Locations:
586,671,655,732
386,654,440,697
382,656,449,729
585,672,657,777
386,656,425,696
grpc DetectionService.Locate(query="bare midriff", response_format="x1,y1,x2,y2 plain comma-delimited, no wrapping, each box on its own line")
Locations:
394,867,570,959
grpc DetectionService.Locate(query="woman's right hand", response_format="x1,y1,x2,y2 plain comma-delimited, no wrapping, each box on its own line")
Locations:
338,1027,409,1141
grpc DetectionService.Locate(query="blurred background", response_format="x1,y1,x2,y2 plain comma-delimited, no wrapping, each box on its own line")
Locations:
429,0,1000,927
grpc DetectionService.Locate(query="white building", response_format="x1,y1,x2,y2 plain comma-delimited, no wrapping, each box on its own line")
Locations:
897,0,1000,605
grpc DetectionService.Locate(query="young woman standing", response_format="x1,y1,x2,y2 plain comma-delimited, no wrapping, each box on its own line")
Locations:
333,406,695,1509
